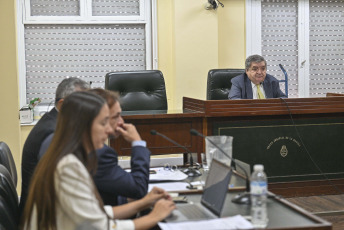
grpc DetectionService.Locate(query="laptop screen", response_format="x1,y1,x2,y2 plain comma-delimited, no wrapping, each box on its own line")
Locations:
201,159,232,216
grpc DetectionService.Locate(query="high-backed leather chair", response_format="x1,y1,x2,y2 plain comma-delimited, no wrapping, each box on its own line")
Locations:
105,70,168,111
0,142,17,187
207,69,245,100
0,165,19,229
0,196,16,230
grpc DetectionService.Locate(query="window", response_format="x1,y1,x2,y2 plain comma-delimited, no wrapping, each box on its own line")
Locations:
309,0,344,97
17,0,156,106
246,0,344,98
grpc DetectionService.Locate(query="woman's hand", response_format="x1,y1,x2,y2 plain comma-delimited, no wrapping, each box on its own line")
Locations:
142,187,171,209
133,199,176,229
149,199,176,221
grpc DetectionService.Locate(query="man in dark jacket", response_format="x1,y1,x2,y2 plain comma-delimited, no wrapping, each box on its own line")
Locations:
19,78,90,215
38,88,150,206
228,54,287,99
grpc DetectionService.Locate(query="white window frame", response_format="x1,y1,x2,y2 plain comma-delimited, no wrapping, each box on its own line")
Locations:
245,0,262,57
298,0,309,97
17,0,158,107
246,0,310,97
23,0,146,22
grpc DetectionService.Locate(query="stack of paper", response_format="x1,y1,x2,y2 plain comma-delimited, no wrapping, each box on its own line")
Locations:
149,168,188,181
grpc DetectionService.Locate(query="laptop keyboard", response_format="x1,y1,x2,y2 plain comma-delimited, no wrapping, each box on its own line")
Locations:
178,204,212,219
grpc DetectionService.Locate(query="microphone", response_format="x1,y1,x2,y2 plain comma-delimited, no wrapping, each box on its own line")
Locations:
278,64,287,75
190,129,251,204
150,130,201,177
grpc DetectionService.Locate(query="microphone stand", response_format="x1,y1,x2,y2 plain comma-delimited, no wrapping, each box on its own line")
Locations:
150,130,201,177
182,156,201,177
279,63,289,96
190,129,251,204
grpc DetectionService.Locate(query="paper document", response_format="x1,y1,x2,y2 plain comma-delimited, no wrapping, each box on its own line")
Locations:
148,181,204,192
149,168,188,181
158,215,253,230
148,182,197,192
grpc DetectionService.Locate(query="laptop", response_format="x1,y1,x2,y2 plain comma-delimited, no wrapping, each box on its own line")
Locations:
233,158,251,178
165,158,232,222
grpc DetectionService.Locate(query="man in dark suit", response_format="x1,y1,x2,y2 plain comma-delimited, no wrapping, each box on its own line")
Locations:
19,78,90,215
88,88,150,205
228,54,287,99
38,89,150,206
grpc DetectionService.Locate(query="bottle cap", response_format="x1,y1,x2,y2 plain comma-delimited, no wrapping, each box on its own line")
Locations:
254,164,264,172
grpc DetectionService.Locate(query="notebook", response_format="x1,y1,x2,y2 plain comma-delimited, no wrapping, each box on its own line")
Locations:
165,158,232,222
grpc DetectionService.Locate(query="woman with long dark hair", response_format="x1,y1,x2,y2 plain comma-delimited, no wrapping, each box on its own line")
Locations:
21,91,175,230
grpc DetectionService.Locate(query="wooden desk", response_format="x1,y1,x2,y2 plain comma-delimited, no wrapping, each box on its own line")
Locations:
112,97,344,156
181,191,332,230
326,93,344,97
183,97,344,196
111,110,204,156
154,168,331,230
111,97,344,196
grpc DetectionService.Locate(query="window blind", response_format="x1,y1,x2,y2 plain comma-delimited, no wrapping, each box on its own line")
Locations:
309,0,344,97
24,24,146,103
30,0,80,16
93,0,140,16
261,0,299,97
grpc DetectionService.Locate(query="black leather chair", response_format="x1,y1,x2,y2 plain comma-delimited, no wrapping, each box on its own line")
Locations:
105,70,168,111
0,196,17,230
0,142,17,187
207,69,245,100
0,165,19,229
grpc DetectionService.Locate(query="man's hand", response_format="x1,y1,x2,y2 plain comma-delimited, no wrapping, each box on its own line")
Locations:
116,123,141,143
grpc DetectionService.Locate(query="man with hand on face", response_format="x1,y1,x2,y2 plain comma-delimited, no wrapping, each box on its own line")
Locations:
228,54,287,99
39,89,150,206
90,88,150,206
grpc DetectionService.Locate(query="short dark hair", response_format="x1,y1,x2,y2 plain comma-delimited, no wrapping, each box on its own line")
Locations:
55,78,90,105
245,54,267,71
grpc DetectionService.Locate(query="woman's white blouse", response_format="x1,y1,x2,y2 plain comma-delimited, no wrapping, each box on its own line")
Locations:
27,154,135,230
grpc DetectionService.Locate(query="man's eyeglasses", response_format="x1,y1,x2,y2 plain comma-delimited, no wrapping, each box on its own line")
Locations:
250,67,266,72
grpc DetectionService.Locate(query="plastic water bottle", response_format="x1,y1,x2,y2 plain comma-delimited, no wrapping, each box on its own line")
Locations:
250,164,268,228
